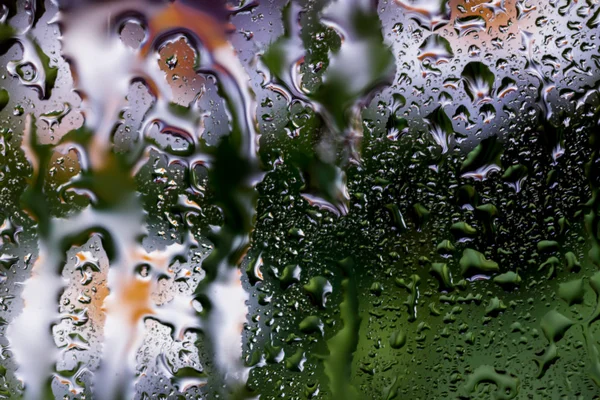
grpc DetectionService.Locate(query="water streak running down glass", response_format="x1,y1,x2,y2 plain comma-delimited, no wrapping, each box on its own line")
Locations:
0,0,600,398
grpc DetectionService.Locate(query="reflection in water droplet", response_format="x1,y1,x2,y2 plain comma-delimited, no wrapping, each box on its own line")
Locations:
394,0,451,31
462,61,495,104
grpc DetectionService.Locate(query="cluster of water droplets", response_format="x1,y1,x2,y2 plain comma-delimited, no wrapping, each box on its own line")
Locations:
1,0,600,399
1,0,261,398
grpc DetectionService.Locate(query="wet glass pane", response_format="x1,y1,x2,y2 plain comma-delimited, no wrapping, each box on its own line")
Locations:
0,0,600,399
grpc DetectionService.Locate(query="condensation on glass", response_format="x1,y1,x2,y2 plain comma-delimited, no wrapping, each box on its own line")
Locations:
0,0,599,399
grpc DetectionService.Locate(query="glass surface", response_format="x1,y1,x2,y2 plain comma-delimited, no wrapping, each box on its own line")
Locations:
0,0,599,399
